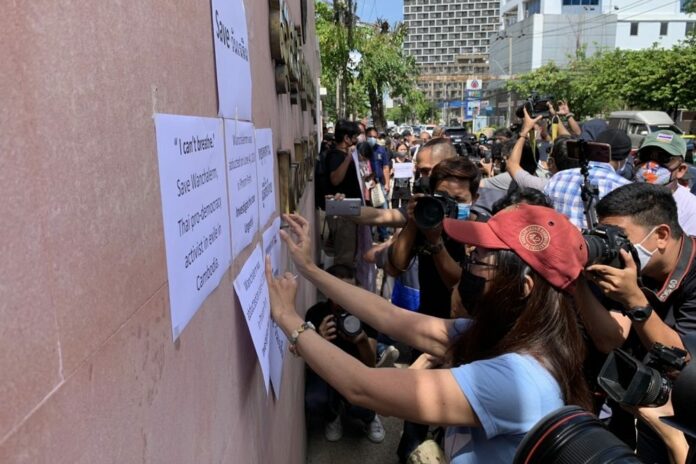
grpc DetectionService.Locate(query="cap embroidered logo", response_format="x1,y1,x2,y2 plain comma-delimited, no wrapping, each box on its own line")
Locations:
519,225,551,252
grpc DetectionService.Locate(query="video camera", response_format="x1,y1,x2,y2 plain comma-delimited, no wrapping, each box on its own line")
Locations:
514,342,695,464
515,92,554,119
598,343,688,407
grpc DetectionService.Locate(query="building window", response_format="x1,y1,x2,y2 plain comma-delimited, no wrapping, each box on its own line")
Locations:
630,22,639,36
687,22,695,35
660,22,668,36
562,0,599,4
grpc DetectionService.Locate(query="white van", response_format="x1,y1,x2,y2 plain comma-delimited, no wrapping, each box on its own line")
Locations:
608,111,684,149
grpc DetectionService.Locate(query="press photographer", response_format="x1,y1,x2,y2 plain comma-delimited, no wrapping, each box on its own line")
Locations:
574,182,696,462
303,264,385,444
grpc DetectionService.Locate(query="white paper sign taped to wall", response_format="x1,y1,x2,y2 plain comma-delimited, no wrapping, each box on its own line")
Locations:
233,244,272,393
225,120,259,260
263,217,286,398
211,0,252,121
154,113,231,340
255,128,277,229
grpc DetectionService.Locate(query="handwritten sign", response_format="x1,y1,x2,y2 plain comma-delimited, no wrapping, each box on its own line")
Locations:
154,114,231,340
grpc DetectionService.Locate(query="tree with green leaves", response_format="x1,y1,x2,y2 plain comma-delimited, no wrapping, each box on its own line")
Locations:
507,40,696,119
315,1,424,129
356,20,418,130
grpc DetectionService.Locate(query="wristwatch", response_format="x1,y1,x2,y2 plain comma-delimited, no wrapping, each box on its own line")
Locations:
422,239,444,256
289,321,316,347
623,304,653,322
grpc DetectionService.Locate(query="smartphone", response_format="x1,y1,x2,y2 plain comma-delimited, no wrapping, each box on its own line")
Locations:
566,140,612,163
326,198,361,216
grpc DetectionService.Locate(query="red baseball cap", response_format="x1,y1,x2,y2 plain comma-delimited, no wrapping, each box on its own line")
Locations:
443,204,587,292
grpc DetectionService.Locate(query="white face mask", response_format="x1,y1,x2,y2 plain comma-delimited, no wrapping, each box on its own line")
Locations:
633,227,659,271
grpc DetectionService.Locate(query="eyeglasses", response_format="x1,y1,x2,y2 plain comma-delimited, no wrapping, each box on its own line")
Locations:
461,254,498,273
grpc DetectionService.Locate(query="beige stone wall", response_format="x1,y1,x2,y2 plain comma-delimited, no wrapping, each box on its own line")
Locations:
0,1,319,462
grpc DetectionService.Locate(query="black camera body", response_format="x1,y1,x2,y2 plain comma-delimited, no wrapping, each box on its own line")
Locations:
336,312,363,338
598,343,688,407
516,92,554,119
412,175,431,195
582,224,638,269
414,191,459,229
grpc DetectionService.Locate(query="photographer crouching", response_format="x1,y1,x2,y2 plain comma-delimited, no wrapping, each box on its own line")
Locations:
303,264,384,444
574,182,696,462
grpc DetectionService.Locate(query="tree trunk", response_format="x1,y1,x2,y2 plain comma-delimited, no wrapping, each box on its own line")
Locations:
368,85,386,132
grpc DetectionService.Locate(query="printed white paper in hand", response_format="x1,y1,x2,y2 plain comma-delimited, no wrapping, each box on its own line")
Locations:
154,114,231,340
225,120,259,259
393,162,414,179
256,128,277,228
233,245,271,394
263,218,286,398
211,0,252,120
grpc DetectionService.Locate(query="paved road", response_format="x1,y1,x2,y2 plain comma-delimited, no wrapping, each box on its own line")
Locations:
306,413,403,464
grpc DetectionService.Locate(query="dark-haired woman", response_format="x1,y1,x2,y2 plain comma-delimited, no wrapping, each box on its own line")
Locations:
267,206,591,463
390,142,413,209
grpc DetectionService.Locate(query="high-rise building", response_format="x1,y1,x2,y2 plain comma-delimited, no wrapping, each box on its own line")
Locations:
403,0,500,109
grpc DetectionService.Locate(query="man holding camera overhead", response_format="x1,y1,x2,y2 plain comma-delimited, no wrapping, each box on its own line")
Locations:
575,182,696,463
303,264,385,444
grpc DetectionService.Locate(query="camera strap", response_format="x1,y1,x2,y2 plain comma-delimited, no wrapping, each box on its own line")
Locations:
650,236,696,303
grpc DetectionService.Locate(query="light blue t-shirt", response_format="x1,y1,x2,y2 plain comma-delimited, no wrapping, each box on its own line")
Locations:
445,352,564,463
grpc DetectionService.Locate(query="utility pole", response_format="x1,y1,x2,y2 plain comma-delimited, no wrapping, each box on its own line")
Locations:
506,36,513,126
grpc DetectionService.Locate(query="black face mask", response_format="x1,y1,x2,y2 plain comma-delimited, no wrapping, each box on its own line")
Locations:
457,269,487,317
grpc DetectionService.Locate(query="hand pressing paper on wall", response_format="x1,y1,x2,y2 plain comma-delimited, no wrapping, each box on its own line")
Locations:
233,244,272,394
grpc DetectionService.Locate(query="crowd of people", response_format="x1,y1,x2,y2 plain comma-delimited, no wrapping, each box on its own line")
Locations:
275,101,696,463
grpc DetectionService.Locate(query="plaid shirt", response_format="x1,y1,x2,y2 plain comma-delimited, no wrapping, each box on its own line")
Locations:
544,162,631,229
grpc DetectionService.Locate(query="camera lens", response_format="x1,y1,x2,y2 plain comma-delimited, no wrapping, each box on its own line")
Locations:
338,314,362,337
583,234,611,266
414,196,446,229
514,406,640,464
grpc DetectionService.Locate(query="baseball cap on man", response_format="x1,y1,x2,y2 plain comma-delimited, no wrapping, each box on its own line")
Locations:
638,130,687,159
443,204,587,292
596,129,632,161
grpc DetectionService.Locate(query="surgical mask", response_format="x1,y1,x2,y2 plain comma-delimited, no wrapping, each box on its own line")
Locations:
633,226,659,271
634,161,673,186
457,203,471,220
396,151,407,158
367,137,377,147
457,269,487,317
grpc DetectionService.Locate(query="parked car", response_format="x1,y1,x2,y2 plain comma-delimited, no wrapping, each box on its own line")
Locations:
608,111,695,162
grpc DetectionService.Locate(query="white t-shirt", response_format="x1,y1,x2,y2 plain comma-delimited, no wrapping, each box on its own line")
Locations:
673,185,696,236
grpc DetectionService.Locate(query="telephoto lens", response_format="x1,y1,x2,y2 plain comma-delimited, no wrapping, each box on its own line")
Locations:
513,406,640,464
